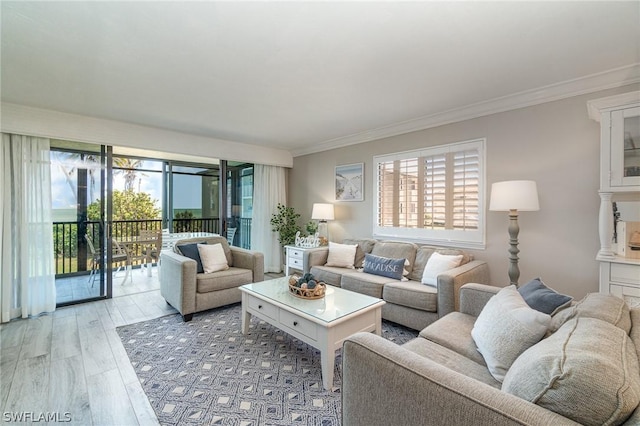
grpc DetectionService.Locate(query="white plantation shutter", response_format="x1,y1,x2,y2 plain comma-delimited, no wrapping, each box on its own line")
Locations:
452,149,479,230
424,154,447,229
374,139,485,249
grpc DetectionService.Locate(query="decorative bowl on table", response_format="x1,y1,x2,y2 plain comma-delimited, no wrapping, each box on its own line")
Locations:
288,273,326,299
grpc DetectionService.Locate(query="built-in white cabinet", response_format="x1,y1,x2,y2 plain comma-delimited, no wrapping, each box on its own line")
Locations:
588,91,640,299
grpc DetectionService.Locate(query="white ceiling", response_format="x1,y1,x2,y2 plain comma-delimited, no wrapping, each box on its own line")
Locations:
2,1,639,156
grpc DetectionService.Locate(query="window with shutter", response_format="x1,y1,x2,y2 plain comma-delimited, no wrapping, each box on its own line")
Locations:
373,138,485,249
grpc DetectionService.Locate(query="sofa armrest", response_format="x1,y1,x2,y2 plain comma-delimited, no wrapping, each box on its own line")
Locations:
437,260,490,317
306,247,329,269
459,283,502,317
342,332,580,426
160,251,197,316
230,247,264,282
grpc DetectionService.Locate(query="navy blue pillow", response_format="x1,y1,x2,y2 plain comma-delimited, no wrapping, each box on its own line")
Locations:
518,277,572,315
363,253,405,280
176,242,206,274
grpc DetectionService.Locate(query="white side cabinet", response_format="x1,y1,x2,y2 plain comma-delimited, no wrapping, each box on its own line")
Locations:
285,245,312,275
588,91,640,300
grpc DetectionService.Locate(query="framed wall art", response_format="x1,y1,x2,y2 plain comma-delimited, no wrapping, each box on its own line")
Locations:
335,163,363,201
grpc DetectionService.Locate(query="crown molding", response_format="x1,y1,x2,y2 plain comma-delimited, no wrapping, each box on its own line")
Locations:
587,90,640,122
291,63,640,157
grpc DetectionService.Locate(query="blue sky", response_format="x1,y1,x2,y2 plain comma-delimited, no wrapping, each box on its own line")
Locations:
50,158,178,210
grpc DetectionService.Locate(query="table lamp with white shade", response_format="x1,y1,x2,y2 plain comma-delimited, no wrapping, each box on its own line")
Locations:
489,180,540,286
311,203,334,245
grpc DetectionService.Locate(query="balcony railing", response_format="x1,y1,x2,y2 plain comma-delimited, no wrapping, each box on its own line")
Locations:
54,217,251,277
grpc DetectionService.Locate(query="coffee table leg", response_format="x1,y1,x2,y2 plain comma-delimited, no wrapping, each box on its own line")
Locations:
374,307,382,335
241,294,251,335
321,350,335,391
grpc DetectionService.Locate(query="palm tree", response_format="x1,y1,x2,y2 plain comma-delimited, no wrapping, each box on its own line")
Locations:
113,157,146,191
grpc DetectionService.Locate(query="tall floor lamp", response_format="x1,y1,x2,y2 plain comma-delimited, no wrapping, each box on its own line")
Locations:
311,203,334,245
489,180,540,286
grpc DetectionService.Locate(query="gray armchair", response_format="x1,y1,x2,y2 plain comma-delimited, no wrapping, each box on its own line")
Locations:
160,235,264,321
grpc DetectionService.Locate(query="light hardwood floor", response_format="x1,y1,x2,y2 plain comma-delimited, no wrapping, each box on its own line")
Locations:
1,271,284,425
1,288,175,425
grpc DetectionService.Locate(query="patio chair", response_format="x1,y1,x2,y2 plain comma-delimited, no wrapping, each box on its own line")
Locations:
85,234,131,286
138,229,162,275
226,227,237,246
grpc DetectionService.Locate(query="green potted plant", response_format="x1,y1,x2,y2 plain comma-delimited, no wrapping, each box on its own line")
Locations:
270,203,301,247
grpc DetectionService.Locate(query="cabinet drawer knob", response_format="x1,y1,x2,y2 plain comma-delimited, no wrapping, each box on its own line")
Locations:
293,321,298,326
258,305,262,309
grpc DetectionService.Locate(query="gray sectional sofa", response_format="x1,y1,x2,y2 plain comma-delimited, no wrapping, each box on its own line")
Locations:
342,283,640,426
307,238,490,330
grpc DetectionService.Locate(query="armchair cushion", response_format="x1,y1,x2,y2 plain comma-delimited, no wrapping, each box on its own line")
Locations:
176,242,206,273
196,268,253,293
471,285,550,382
518,277,572,315
198,243,229,273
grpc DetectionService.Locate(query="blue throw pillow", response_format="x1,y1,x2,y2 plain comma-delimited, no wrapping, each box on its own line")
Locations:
518,277,572,315
363,253,405,280
176,242,206,273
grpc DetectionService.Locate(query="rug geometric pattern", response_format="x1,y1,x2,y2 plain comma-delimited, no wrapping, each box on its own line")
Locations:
117,303,418,426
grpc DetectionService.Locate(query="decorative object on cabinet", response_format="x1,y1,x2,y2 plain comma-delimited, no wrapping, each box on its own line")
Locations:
587,91,640,301
335,163,364,201
489,180,540,286
311,203,334,245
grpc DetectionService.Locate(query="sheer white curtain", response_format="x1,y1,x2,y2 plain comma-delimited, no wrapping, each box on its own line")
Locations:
1,133,56,322
251,164,286,273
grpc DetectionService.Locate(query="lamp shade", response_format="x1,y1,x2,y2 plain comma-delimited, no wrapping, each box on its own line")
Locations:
489,180,540,211
311,203,335,221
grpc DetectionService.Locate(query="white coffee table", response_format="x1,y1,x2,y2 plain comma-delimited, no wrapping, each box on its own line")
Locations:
240,277,385,390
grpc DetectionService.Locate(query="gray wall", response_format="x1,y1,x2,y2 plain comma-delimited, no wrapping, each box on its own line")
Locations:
290,84,640,300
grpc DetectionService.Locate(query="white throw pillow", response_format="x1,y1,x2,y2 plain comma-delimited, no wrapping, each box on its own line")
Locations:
471,285,551,382
421,252,463,286
325,242,358,269
197,243,229,273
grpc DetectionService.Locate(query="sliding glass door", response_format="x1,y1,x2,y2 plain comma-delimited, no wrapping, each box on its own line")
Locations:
51,141,114,305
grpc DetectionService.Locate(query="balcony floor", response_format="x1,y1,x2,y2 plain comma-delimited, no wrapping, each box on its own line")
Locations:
55,265,160,305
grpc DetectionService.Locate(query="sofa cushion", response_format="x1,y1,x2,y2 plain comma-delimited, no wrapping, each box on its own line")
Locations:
198,243,229,273
370,241,417,274
363,253,406,280
325,241,358,268
343,238,376,268
471,285,550,382
309,265,344,287
517,277,572,315
503,317,640,426
408,246,472,282
176,242,206,273
550,292,631,334
631,308,640,362
420,312,486,366
383,281,437,313
341,272,391,299
196,267,253,293
421,252,463,286
402,338,500,389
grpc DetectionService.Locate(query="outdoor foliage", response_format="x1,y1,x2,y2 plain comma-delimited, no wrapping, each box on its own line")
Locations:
87,189,161,221
174,210,202,232
270,204,301,246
